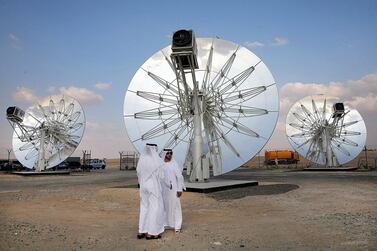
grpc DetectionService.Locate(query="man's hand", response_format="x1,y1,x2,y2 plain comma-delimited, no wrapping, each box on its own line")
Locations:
177,191,182,197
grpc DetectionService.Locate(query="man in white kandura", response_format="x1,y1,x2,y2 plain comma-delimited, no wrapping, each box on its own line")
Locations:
161,149,186,233
137,143,164,239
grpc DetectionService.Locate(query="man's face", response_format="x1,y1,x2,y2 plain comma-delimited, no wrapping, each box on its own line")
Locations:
164,151,173,162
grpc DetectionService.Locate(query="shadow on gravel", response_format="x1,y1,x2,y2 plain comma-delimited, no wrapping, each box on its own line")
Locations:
207,184,299,201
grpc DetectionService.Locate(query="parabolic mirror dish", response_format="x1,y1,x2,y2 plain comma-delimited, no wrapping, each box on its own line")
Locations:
12,95,86,169
286,95,367,165
124,38,279,174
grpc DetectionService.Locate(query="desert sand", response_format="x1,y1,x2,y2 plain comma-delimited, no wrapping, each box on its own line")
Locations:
0,168,376,250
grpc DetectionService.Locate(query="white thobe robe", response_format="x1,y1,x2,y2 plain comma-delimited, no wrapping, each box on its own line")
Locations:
138,169,164,235
137,145,164,236
161,161,185,230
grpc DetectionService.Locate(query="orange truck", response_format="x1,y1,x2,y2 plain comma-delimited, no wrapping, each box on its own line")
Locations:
265,150,300,165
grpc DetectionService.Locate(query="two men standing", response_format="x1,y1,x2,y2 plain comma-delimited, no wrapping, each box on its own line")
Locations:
136,144,185,239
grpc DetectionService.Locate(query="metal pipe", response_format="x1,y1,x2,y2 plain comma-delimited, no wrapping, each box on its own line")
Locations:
36,128,45,171
364,146,368,169
191,91,203,182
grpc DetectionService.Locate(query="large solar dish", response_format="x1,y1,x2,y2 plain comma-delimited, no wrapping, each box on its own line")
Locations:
124,37,279,175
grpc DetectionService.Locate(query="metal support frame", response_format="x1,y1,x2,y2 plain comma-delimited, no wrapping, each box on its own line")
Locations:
171,45,207,182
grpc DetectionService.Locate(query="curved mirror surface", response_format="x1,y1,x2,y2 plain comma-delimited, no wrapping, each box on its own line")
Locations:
12,95,86,169
286,95,367,165
124,38,279,174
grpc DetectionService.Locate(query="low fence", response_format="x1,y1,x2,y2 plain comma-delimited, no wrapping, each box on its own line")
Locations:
119,151,139,170
357,158,377,170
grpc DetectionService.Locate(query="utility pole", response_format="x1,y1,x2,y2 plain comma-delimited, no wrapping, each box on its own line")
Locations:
7,149,12,163
364,145,368,169
119,151,123,170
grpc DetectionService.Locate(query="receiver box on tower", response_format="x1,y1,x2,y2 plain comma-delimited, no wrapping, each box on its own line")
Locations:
171,29,199,69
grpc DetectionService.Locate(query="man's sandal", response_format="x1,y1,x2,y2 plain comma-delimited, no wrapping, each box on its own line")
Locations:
137,233,146,239
146,235,161,240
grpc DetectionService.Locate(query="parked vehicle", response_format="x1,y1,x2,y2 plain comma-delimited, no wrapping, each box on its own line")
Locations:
265,150,299,165
0,159,25,171
66,157,81,168
88,159,106,169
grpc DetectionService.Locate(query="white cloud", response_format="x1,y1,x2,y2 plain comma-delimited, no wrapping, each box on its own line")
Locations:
8,33,19,42
243,36,289,50
12,86,103,105
8,33,21,49
86,121,100,129
271,37,289,46
94,82,111,90
280,81,349,99
279,81,350,115
47,86,56,93
347,73,377,96
279,73,377,114
348,94,377,112
59,87,103,104
243,41,265,49
12,87,38,103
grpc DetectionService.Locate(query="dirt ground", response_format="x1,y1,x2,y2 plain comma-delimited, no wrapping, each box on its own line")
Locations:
0,169,376,251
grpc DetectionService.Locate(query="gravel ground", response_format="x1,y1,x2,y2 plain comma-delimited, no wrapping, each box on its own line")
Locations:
0,169,376,250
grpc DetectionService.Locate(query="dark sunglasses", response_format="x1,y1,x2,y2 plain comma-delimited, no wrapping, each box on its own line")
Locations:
166,152,173,155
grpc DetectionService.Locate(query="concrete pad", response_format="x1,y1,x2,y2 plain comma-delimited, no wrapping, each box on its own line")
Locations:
185,179,258,193
0,189,21,193
303,167,358,171
12,170,71,176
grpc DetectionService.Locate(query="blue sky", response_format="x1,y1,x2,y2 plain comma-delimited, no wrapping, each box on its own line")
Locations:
1,0,377,159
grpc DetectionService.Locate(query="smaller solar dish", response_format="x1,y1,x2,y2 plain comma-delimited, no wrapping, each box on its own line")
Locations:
11,95,86,169
286,95,366,166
